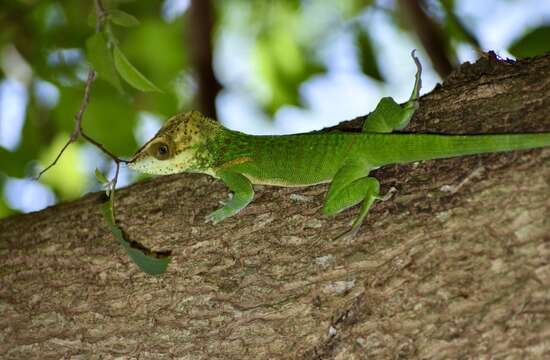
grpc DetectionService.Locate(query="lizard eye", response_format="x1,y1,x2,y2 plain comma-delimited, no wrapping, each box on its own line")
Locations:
149,142,171,160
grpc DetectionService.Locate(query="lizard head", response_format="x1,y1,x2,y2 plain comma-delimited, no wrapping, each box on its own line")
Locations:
128,110,219,175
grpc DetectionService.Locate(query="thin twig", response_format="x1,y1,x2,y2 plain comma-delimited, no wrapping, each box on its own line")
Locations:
35,139,74,178
94,0,106,32
35,70,98,179
111,162,121,218
36,0,128,180
71,70,97,140
81,132,129,164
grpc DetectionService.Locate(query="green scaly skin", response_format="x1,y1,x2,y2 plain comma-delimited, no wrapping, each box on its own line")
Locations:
128,53,550,237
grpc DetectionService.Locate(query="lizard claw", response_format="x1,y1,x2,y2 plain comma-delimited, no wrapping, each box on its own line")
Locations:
333,226,360,241
377,186,397,202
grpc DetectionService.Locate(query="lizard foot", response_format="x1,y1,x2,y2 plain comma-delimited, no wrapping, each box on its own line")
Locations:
333,225,361,241
205,208,232,224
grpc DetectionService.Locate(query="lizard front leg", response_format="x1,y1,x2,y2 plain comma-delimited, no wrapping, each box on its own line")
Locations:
206,171,254,224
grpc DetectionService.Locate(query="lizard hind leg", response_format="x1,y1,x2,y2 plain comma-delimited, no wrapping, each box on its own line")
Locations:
322,162,380,239
335,181,380,240
362,50,422,134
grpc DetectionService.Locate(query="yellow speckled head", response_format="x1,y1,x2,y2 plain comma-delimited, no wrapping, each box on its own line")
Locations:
128,111,219,175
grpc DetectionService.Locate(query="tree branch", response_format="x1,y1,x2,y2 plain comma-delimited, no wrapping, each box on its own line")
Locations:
398,0,455,78
2,54,550,358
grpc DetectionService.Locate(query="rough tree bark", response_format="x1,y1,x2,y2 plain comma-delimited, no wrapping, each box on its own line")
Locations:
2,54,550,359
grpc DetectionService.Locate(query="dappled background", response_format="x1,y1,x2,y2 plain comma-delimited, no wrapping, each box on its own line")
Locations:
0,0,549,217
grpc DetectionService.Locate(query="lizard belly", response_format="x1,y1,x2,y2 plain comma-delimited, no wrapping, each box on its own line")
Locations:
243,173,331,187
240,159,337,187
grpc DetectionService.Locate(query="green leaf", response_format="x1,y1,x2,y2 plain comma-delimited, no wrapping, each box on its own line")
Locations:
101,199,171,275
109,9,140,27
95,168,109,184
509,26,550,58
86,32,123,92
113,46,162,92
117,239,172,276
355,26,383,82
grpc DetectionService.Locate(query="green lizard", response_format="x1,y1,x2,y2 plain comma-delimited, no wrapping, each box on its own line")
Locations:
128,53,550,237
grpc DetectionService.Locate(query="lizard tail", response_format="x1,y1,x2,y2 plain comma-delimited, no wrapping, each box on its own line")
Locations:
372,133,550,166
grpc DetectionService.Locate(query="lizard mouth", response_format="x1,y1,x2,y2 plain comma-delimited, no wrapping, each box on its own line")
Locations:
126,150,147,169
127,154,140,164
126,156,145,169
127,147,147,164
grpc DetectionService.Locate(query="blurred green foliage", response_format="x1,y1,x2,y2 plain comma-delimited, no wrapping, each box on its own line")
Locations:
0,0,549,218
509,26,550,58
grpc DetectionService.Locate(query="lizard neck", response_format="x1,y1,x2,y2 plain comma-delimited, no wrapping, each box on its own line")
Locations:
190,126,255,176
187,126,250,176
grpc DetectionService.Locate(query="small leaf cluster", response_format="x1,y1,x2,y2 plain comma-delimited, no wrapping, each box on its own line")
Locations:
87,8,161,93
